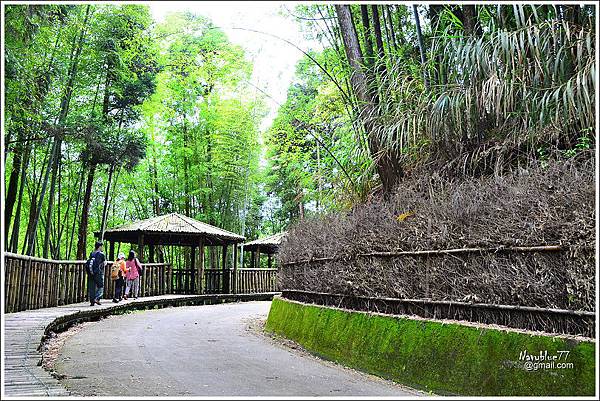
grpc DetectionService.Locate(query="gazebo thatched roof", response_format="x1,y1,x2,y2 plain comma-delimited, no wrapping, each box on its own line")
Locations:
242,232,286,254
97,213,245,246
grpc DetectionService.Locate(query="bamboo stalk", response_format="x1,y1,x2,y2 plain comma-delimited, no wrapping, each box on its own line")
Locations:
359,245,565,257
282,245,572,266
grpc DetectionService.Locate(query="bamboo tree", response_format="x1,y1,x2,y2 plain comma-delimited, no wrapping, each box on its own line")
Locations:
27,4,91,256
334,4,403,193
412,5,429,90
4,19,64,248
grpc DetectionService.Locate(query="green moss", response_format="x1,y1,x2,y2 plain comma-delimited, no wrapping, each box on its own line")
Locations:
266,298,596,396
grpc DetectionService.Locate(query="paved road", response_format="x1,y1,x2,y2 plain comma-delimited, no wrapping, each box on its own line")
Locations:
54,301,418,396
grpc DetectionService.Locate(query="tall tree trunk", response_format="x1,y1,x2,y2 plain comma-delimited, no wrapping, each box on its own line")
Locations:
24,139,52,255
428,5,446,86
22,141,49,252
379,5,391,55
52,158,63,258
360,5,374,66
335,5,403,193
9,139,32,252
22,196,37,254
54,163,77,259
151,140,161,215
413,5,429,90
67,166,85,259
4,134,24,247
385,5,398,53
76,163,96,259
99,164,116,240
206,128,215,225
461,5,482,37
371,5,386,63
183,115,191,216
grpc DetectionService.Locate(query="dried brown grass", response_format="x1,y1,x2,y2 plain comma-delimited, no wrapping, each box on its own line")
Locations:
279,155,595,311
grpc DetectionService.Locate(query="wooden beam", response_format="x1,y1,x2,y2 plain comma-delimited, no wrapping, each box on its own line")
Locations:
233,244,238,294
255,245,261,268
268,253,272,269
137,234,145,297
222,244,229,294
190,245,196,294
149,244,155,263
138,234,145,261
198,238,205,294
109,241,115,261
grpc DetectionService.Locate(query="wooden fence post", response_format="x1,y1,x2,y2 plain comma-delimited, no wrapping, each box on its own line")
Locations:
198,238,205,294
222,245,229,294
233,244,238,294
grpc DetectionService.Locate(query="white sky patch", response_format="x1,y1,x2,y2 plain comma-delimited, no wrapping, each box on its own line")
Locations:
149,1,322,135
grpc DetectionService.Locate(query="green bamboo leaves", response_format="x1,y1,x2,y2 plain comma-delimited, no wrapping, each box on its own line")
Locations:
373,15,595,167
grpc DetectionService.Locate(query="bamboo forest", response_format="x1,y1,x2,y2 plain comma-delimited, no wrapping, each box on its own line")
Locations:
1,2,597,397
4,3,596,258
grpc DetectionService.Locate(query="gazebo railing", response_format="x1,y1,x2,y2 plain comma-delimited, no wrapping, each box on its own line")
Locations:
203,268,228,294
171,268,198,294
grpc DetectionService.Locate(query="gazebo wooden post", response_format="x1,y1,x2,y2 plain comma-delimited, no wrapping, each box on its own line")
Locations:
138,234,145,297
198,238,205,294
109,241,115,261
268,253,272,269
222,244,229,294
190,245,196,294
149,244,155,263
250,249,255,268
233,243,238,294
255,245,261,268
138,234,145,261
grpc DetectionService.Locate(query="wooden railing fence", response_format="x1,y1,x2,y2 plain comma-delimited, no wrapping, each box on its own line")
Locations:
282,290,596,337
202,268,278,294
4,253,279,313
4,253,172,313
203,268,228,294
171,268,197,294
236,268,278,294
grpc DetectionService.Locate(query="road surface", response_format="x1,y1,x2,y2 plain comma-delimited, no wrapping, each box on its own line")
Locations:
54,301,419,396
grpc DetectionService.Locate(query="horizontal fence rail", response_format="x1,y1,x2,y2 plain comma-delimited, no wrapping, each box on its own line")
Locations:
280,245,568,267
4,253,279,313
282,290,595,338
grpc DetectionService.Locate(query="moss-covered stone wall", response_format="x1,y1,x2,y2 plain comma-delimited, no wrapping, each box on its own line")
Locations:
265,297,596,396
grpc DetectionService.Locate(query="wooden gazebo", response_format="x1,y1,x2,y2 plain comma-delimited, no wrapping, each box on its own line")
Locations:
242,232,286,269
96,213,244,294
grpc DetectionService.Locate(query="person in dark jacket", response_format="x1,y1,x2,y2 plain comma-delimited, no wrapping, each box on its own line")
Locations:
87,241,106,306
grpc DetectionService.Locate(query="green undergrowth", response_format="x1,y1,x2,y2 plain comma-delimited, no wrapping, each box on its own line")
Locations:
265,297,596,396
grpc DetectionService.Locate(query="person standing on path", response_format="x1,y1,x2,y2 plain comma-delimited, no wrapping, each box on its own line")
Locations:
111,253,127,303
124,250,142,300
86,241,106,306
